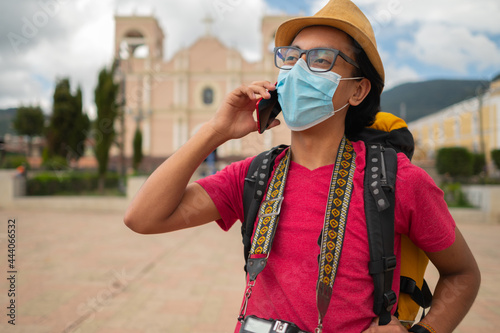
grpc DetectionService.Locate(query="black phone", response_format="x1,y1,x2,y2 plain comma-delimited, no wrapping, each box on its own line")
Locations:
256,88,282,134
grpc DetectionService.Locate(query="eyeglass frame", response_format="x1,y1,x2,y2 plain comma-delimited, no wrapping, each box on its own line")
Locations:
273,46,360,73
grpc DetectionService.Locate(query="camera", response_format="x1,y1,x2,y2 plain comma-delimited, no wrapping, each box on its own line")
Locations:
240,315,308,333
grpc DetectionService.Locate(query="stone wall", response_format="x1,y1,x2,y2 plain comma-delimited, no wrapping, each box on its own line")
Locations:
462,185,500,224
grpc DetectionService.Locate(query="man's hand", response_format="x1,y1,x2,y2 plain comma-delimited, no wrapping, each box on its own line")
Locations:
207,81,280,141
361,316,407,333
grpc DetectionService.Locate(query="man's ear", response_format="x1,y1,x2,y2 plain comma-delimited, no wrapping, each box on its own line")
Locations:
349,78,371,106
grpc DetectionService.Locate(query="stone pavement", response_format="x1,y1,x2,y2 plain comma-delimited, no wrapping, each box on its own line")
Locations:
0,208,498,333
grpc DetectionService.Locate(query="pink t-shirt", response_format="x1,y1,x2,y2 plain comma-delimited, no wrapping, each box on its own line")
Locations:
196,140,456,332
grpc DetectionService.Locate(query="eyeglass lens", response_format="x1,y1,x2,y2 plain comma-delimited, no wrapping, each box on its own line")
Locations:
275,47,338,72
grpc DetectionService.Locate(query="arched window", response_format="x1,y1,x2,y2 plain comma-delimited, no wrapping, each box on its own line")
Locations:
202,87,214,105
120,30,148,59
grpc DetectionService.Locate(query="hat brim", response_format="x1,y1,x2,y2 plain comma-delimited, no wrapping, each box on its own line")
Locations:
275,16,385,82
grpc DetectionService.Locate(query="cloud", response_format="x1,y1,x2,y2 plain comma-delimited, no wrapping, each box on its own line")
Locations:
0,0,114,114
397,24,500,74
158,0,267,62
310,0,329,14
395,0,500,34
114,0,267,61
0,0,270,112
354,0,500,34
0,0,499,114
376,48,422,89
384,64,421,89
207,0,267,62
1,1,86,59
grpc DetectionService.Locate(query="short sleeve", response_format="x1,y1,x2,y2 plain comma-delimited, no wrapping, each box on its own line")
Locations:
195,156,254,231
395,154,456,253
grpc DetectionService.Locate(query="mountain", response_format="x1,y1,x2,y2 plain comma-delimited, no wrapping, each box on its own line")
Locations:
0,108,17,137
380,79,487,123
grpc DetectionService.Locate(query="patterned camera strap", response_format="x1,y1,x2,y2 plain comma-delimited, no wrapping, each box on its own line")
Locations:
316,137,356,333
248,146,291,265
247,137,356,332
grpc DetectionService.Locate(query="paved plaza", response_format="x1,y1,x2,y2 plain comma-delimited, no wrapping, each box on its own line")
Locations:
0,207,498,332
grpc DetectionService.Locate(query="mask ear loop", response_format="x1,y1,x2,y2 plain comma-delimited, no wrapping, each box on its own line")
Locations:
331,77,360,115
339,76,365,81
331,102,349,115
338,76,366,108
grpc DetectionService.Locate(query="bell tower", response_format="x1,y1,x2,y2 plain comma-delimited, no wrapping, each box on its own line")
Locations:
114,15,164,60
113,15,166,159
261,15,291,73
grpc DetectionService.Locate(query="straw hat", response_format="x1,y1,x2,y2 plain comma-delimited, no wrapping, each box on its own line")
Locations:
275,0,384,82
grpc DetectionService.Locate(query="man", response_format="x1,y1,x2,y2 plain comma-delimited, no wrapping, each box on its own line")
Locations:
124,0,480,332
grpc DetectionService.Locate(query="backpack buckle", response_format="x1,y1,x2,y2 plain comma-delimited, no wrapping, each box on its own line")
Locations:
384,256,397,272
383,290,397,311
368,256,397,275
258,197,284,218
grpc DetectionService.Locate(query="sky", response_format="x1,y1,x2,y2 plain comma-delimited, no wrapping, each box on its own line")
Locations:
1,0,499,117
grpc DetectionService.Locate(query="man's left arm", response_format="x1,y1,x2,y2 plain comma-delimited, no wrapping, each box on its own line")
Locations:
363,226,480,333
416,226,480,332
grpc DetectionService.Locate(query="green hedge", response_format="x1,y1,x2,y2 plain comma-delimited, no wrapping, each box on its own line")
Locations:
471,153,486,175
492,149,500,170
436,147,473,178
0,154,29,169
27,172,121,195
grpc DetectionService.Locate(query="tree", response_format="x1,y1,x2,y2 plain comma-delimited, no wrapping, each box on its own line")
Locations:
133,126,143,173
12,105,45,156
45,78,90,167
94,67,118,192
67,87,90,161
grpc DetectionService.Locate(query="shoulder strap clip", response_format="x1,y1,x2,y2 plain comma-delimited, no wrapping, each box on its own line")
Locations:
258,197,285,218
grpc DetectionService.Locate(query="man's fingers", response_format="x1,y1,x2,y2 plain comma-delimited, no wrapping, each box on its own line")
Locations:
370,317,379,327
248,81,275,99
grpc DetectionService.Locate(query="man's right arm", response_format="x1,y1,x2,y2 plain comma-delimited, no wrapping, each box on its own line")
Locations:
124,81,279,234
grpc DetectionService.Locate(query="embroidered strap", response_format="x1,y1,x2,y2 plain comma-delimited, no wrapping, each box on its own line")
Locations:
409,322,437,333
316,137,356,332
240,149,291,321
249,149,291,258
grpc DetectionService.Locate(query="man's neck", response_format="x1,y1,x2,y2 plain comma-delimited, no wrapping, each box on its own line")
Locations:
290,118,346,170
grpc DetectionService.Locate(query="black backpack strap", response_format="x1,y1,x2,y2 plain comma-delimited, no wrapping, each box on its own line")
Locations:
397,275,433,322
399,276,432,309
242,145,288,272
365,143,398,325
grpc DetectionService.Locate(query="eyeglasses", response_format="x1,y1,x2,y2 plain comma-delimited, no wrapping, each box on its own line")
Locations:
274,46,360,72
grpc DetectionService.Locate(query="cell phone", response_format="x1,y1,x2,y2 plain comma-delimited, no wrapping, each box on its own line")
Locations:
256,88,282,134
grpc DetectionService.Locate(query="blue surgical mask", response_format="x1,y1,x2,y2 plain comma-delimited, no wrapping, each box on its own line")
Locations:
277,58,359,132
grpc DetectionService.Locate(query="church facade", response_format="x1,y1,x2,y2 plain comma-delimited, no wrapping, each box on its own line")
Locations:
113,14,292,169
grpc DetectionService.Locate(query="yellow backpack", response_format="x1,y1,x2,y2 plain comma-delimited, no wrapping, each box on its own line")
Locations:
398,235,431,328
356,112,432,327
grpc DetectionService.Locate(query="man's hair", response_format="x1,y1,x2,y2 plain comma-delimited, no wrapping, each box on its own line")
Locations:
345,39,384,138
